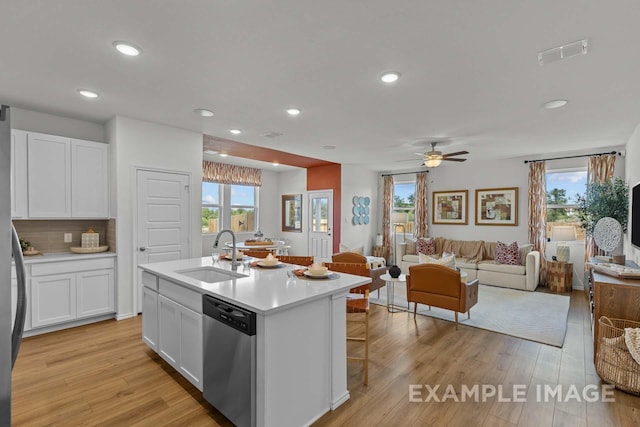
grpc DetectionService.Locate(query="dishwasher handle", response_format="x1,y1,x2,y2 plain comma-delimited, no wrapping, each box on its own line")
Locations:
203,295,256,336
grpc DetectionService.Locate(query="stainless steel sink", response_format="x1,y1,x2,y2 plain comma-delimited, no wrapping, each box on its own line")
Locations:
176,267,247,283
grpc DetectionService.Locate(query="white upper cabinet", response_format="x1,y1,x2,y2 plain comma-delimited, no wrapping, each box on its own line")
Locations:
20,131,109,219
27,132,72,218
71,139,109,218
10,129,28,218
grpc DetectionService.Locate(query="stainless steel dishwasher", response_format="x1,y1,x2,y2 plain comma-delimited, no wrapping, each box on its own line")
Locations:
203,295,256,427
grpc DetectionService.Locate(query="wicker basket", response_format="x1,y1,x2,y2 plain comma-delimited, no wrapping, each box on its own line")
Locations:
596,316,640,395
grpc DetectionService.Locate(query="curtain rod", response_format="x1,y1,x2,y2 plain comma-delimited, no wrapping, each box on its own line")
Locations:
523,151,619,164
381,170,429,177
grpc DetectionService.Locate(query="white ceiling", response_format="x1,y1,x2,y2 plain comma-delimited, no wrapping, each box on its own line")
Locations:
1,1,639,171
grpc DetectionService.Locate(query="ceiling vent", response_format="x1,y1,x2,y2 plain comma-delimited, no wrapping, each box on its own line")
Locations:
538,39,588,65
261,131,282,138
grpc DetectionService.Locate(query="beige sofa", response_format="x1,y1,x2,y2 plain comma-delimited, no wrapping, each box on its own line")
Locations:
396,237,540,291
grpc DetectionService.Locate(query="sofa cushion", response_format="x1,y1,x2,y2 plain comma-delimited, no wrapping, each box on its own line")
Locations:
495,241,520,265
455,258,479,270
418,253,456,269
477,260,526,275
402,254,420,263
416,237,436,255
404,238,417,255
439,239,484,262
518,244,533,265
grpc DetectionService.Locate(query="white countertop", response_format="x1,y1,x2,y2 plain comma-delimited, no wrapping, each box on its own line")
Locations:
18,251,117,264
139,256,371,315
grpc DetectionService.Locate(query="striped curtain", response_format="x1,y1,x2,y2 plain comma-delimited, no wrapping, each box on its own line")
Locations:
413,172,428,238
202,161,262,186
585,155,617,261
383,175,394,262
528,162,547,285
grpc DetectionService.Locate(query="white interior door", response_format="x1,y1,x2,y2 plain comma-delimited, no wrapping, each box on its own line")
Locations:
136,169,190,312
308,190,333,263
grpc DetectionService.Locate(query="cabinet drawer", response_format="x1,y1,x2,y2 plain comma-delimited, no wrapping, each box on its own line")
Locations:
31,257,114,276
141,271,159,291
159,278,201,313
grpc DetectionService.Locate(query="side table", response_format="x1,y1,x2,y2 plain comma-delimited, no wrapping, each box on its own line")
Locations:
381,273,406,313
547,260,573,292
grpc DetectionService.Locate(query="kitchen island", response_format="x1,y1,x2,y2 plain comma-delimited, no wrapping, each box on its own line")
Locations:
138,256,370,427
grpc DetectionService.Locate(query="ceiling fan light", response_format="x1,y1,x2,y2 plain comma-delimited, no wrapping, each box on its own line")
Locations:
424,158,442,167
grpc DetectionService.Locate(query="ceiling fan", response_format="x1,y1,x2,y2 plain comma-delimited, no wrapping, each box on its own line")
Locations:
415,142,469,167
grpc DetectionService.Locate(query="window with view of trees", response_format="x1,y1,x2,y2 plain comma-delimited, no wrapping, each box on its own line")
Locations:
393,182,416,234
546,168,587,240
202,183,258,234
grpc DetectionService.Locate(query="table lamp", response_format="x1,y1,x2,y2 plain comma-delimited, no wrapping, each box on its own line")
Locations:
551,226,576,263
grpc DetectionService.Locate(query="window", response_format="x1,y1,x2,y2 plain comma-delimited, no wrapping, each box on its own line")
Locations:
202,183,258,234
230,184,256,232
202,182,220,233
546,168,587,240
393,181,416,234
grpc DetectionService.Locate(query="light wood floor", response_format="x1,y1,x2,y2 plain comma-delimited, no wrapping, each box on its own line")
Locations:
11,290,640,426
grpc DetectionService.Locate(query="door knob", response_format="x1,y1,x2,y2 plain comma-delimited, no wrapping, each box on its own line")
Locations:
139,247,147,252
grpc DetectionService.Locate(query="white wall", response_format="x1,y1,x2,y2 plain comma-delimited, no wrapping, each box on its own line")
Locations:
278,169,307,255
109,116,203,318
427,158,529,243
341,165,379,254
625,122,640,266
12,107,105,142
200,169,281,255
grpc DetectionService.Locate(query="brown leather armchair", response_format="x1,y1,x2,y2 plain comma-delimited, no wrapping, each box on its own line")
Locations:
331,252,386,294
406,263,479,329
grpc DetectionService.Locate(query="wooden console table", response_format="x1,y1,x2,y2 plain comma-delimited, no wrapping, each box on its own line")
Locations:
591,268,640,363
547,260,573,292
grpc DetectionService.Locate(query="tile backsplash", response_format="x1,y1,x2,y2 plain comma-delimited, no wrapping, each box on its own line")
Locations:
13,219,115,253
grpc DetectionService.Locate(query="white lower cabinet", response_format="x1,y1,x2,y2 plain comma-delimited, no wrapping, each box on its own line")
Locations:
31,273,77,327
142,273,203,392
30,257,115,329
77,269,114,318
142,286,159,351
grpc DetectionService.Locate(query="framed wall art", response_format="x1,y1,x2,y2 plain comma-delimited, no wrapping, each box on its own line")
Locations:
475,187,518,226
282,194,302,232
432,190,468,225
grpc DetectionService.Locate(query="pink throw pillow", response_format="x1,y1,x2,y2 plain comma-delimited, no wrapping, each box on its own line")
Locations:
495,241,520,265
416,238,436,255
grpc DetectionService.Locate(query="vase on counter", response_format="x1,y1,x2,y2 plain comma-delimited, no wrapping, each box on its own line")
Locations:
388,264,401,278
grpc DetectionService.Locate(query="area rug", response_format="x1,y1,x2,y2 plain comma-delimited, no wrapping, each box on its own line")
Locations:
370,283,570,347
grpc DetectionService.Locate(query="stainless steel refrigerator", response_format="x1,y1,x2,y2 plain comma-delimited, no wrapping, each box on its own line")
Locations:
0,104,27,424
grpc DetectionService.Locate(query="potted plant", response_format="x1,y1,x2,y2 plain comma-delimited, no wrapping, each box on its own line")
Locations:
576,177,629,235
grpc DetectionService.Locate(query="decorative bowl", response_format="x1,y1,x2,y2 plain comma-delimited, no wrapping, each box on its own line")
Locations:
260,257,279,266
307,265,328,276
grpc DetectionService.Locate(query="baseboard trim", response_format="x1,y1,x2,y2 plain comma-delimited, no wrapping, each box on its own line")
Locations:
116,312,136,321
24,313,116,337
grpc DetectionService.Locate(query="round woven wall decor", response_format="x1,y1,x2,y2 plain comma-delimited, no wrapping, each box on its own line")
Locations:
593,217,622,253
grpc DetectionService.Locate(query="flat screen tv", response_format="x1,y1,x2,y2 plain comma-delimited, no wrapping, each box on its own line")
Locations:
632,182,640,248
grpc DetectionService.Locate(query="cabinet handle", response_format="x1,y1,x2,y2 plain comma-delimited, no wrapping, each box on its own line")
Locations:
139,247,147,252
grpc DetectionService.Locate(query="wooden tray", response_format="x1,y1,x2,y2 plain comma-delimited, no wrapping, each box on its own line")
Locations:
70,245,109,254
591,263,640,279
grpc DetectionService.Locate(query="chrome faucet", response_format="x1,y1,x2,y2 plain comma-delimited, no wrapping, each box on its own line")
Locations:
214,229,239,270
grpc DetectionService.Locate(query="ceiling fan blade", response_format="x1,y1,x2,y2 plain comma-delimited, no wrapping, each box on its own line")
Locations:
414,152,427,156
442,150,469,158
443,157,467,162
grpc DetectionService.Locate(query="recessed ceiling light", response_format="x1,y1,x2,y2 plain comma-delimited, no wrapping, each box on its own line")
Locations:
194,108,214,117
219,153,228,157
272,162,279,167
543,99,568,109
204,150,218,155
286,108,301,116
380,72,400,83
230,129,242,135
323,145,336,150
112,41,143,56
77,89,100,99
